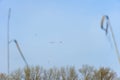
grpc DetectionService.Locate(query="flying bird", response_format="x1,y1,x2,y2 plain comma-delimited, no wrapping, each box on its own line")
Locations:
49,41,63,44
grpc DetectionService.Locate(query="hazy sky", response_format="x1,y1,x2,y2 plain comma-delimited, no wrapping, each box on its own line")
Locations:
0,0,120,74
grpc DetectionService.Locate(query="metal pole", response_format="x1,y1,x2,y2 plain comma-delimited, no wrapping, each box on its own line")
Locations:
108,21,120,64
9,39,29,68
14,40,29,67
7,8,11,79
101,15,120,64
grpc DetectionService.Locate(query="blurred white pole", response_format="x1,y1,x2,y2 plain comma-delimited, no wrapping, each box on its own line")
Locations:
14,40,29,67
7,8,28,80
7,8,11,80
101,15,120,64
108,21,120,64
9,39,29,67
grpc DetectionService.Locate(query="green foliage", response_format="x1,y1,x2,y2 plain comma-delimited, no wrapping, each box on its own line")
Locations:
0,65,119,80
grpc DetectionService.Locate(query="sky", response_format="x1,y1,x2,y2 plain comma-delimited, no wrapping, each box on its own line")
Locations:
0,0,120,75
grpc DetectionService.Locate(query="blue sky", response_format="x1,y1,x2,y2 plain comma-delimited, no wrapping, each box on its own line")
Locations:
0,0,120,74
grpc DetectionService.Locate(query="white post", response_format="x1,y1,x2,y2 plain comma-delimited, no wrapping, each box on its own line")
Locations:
7,8,11,80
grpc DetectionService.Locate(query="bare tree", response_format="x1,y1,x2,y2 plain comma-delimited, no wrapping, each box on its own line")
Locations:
0,65,119,80
93,67,116,80
79,65,95,80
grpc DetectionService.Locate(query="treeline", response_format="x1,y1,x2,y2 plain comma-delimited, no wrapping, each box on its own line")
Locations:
0,65,120,80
